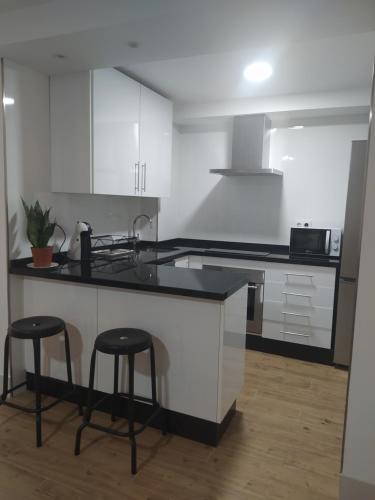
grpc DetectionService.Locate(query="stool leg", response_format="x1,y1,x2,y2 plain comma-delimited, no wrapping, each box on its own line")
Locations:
33,338,42,448
150,344,167,435
111,354,119,422
128,353,137,474
149,344,157,406
75,348,96,456
63,328,82,416
1,334,10,402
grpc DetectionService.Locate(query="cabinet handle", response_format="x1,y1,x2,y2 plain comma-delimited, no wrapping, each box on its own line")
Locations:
141,163,147,192
285,273,314,278
280,330,310,338
248,285,259,289
282,311,311,318
282,292,312,298
135,162,140,193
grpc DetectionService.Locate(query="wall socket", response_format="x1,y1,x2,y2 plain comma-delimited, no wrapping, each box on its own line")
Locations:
296,219,312,228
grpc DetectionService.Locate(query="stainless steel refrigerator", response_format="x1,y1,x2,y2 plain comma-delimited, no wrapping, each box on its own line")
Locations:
334,140,368,366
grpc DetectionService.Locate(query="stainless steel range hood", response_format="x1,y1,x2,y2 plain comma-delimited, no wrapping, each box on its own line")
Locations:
210,114,283,176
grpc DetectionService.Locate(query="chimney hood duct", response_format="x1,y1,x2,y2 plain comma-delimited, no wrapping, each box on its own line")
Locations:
210,114,282,176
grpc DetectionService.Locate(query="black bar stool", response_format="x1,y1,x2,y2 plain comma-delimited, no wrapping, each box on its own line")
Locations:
0,316,82,447
74,328,165,474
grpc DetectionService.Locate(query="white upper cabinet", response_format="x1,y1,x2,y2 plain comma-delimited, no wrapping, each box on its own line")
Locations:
139,85,173,197
92,69,140,196
50,71,92,194
50,68,173,197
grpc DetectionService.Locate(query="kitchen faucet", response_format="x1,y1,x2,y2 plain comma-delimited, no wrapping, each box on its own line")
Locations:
132,214,153,246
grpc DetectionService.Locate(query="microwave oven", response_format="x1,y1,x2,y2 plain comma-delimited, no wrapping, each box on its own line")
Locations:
289,228,342,257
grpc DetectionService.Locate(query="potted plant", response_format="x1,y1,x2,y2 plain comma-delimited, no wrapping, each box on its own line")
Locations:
22,199,56,267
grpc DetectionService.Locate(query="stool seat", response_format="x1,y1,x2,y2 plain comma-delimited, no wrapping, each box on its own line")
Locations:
95,328,152,355
9,316,66,339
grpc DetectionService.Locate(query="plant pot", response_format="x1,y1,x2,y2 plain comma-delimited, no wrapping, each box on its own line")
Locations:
31,246,54,267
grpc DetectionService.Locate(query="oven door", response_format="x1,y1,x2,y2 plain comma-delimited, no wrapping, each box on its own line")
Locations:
290,228,331,256
247,282,263,335
202,264,264,336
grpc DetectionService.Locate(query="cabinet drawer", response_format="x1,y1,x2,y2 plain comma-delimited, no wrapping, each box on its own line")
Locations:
265,263,336,288
263,300,333,329
264,282,335,308
262,319,332,349
201,256,266,270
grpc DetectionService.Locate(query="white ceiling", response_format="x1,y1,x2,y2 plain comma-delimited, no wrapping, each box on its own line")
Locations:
0,0,50,15
125,31,375,104
0,0,374,104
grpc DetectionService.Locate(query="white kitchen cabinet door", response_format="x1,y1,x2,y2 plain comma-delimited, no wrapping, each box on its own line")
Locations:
21,278,98,387
139,85,173,197
50,72,92,193
92,69,141,196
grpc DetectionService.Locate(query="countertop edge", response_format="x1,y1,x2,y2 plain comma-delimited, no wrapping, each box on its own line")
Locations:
9,266,248,302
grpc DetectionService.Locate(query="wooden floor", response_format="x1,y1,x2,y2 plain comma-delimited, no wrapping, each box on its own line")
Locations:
0,350,348,500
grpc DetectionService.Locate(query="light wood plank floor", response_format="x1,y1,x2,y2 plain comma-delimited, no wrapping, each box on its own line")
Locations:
0,350,348,500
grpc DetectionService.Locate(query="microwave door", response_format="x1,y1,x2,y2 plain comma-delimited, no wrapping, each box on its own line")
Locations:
290,228,329,255
325,230,331,255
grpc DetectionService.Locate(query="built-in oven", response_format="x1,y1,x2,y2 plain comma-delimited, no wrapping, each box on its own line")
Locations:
202,265,264,335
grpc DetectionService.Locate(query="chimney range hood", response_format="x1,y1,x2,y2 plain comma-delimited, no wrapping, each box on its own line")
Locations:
210,114,283,176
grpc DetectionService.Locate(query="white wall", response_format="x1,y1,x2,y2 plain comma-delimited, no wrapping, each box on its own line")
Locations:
4,60,158,260
159,121,368,244
340,88,375,500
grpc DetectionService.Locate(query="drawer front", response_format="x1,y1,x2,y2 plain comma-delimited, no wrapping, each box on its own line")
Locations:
264,282,335,308
201,256,266,270
265,263,336,288
263,300,333,329
262,319,332,349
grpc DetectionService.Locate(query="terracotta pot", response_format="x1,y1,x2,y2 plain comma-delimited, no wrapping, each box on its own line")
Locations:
31,246,53,267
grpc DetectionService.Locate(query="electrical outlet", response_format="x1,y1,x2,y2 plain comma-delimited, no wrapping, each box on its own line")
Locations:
296,219,312,228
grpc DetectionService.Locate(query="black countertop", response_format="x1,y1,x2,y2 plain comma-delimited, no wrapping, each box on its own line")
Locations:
9,239,340,301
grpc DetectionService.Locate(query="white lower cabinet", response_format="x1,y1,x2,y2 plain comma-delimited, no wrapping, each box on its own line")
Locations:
196,256,337,350
263,263,336,349
96,287,224,421
21,279,98,387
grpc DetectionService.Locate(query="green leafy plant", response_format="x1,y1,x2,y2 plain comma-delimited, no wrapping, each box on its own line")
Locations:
22,199,56,248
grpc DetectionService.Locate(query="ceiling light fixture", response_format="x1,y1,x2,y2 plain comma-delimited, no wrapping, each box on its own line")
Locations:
282,155,295,161
288,125,304,130
3,96,14,105
243,61,273,82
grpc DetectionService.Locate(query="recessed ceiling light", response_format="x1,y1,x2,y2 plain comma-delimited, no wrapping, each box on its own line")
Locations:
288,125,304,130
243,61,273,82
282,155,295,161
3,96,14,105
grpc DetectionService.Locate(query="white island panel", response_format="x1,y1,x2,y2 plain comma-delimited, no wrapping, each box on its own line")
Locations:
97,287,223,422
21,278,98,387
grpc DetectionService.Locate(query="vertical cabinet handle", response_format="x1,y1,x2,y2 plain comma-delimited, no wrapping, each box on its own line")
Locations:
141,163,146,192
135,162,140,193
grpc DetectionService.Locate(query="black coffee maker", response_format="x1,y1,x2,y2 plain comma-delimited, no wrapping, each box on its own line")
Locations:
67,221,92,261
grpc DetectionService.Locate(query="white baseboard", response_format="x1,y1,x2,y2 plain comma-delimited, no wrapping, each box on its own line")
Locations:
340,475,375,500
